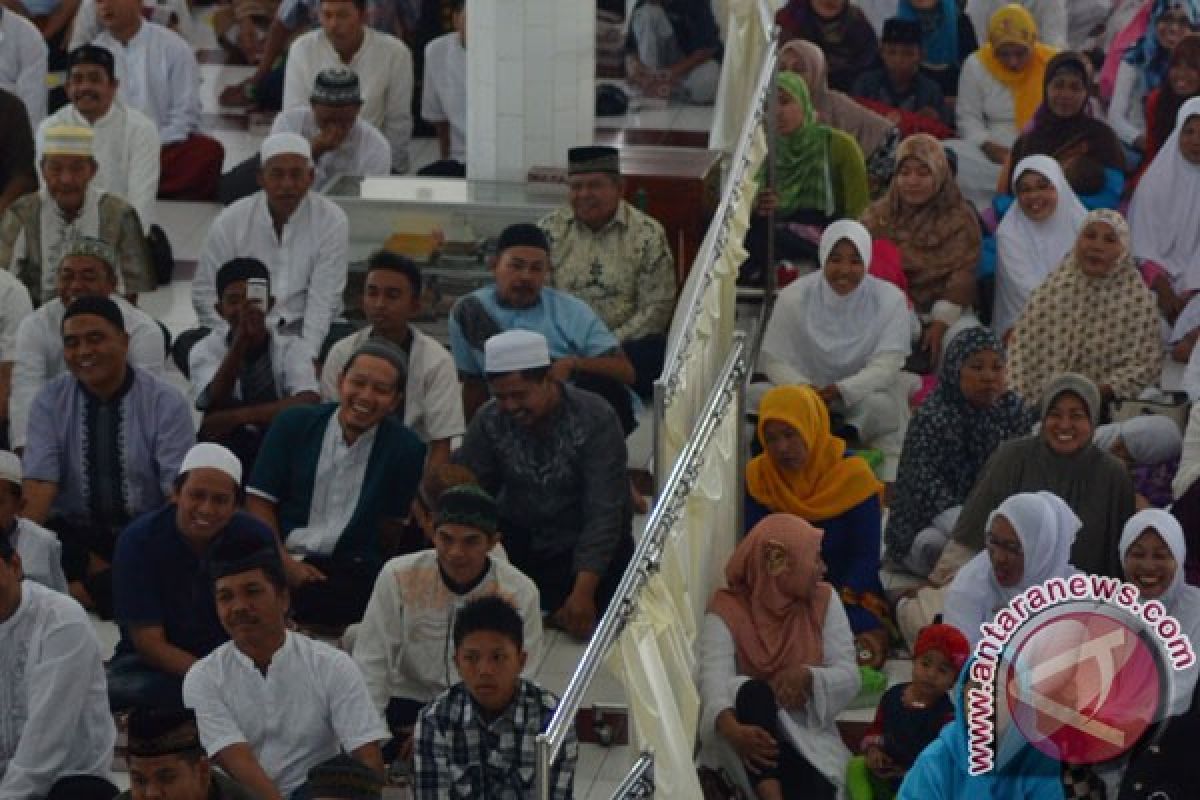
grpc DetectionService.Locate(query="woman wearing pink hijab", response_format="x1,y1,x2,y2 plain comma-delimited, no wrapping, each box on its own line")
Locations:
699,514,861,800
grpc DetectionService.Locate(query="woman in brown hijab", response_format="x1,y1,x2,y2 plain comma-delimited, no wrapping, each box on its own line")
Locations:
862,134,982,365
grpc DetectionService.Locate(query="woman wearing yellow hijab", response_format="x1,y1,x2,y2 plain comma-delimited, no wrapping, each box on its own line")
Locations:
943,3,1057,208
746,384,890,666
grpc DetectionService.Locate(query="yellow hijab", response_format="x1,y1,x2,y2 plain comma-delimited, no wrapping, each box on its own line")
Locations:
977,4,1058,128
746,385,882,521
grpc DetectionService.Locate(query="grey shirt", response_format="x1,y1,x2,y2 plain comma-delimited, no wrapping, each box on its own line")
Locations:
454,384,630,575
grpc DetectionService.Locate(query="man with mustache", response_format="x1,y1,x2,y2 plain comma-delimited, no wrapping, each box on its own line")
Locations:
37,45,159,228
448,223,637,430
192,133,348,362
320,250,462,470
107,443,274,711
183,530,387,800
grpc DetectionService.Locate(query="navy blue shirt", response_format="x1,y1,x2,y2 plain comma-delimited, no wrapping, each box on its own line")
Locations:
112,506,274,658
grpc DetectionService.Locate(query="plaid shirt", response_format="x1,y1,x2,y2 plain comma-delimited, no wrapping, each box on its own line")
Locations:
413,679,577,800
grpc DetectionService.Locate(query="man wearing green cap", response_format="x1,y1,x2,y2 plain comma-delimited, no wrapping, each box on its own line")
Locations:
353,483,542,761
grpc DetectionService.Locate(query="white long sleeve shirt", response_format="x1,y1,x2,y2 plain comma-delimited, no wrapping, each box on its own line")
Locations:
1107,60,1146,146
955,53,1022,148
0,10,47,126
9,294,166,448
697,600,861,790
193,191,348,359
421,31,466,163
37,101,161,226
183,631,388,797
0,582,116,799
282,27,413,173
352,550,543,712
92,20,201,144
270,107,391,190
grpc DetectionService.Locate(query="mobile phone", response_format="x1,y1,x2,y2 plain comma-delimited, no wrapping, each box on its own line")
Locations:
246,278,268,308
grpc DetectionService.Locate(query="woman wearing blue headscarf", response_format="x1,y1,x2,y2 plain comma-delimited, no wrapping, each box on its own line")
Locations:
897,0,980,97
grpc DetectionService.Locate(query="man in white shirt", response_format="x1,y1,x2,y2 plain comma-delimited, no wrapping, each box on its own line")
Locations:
0,7,48,125
0,450,66,592
91,0,225,200
10,236,165,450
353,484,542,761
320,250,462,469
0,524,116,798
39,45,160,227
273,68,391,190
0,267,32,449
282,0,412,173
193,133,349,361
189,258,320,467
417,0,465,177
182,531,388,800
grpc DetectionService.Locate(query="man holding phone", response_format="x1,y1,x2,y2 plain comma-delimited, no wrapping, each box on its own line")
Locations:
188,257,320,470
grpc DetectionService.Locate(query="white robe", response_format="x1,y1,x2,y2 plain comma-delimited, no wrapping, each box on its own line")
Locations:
1129,97,1200,291
944,54,1020,209
0,10,47,125
0,582,116,798
698,600,861,798
993,156,1088,336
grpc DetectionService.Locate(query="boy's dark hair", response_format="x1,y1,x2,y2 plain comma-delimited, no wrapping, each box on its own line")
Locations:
208,528,286,591
366,249,423,296
321,0,367,10
0,524,14,561
485,365,551,384
453,594,524,650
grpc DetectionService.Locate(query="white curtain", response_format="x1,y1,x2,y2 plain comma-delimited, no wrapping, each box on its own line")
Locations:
710,0,781,152
606,401,741,797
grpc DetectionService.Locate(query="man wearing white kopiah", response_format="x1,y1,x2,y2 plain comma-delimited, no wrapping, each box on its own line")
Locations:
758,220,912,479
0,523,116,797
193,132,348,359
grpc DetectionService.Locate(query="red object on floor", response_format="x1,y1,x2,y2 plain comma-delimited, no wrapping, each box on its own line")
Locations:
159,133,225,201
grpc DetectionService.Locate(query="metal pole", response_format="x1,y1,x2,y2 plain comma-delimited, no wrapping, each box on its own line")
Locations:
535,733,551,800
611,751,655,798
652,379,666,495
764,40,778,306
735,335,748,542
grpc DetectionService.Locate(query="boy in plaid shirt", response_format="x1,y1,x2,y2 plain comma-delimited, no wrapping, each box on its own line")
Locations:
413,595,577,799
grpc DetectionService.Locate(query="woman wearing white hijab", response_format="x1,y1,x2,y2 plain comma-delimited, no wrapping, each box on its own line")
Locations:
1130,96,1200,303
993,155,1088,337
944,491,1080,647
760,219,914,478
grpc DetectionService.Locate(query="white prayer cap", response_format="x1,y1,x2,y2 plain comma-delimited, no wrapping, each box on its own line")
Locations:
485,329,551,374
180,443,243,486
0,451,21,485
259,132,312,165
42,125,94,157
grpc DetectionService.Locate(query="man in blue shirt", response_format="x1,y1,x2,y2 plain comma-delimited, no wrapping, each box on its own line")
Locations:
449,223,636,432
108,442,274,710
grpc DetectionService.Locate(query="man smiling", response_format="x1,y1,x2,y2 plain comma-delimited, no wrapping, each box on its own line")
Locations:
107,443,274,710
246,339,425,627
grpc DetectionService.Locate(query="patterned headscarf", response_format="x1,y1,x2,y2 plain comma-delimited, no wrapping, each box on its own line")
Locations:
709,513,832,679
885,327,1036,564
1007,210,1162,405
977,4,1058,128
1124,0,1200,90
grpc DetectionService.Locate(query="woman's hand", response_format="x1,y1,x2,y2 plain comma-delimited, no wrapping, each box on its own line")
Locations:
722,719,779,771
865,745,902,778
921,319,949,365
1153,274,1187,323
855,629,889,669
772,666,813,710
981,141,1010,164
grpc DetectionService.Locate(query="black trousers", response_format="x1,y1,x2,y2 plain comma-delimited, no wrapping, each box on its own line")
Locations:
622,334,666,401
289,554,379,629
499,517,634,615
735,679,837,800
572,373,636,436
48,516,121,619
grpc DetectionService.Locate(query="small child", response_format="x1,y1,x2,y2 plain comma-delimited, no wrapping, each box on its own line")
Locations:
846,623,970,800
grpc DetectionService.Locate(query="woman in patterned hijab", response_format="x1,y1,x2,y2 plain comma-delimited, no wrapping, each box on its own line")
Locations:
885,327,1037,575
1006,209,1162,407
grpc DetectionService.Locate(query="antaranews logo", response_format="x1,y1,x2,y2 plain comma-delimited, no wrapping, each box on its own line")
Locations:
966,574,1195,775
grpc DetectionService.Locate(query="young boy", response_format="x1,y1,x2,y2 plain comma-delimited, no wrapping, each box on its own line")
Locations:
847,623,969,799
0,449,65,592
189,257,320,469
852,18,952,129
413,595,577,799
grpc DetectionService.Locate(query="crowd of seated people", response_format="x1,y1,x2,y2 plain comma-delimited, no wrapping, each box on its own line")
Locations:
10,1,1200,798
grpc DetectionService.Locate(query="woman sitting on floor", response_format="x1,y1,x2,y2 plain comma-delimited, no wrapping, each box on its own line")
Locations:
759,221,913,477
885,327,1037,577
862,134,981,368
746,384,890,668
776,0,881,92
699,513,861,800
1006,210,1161,408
